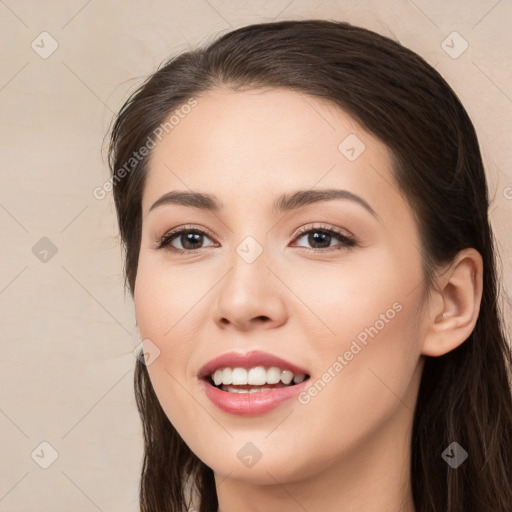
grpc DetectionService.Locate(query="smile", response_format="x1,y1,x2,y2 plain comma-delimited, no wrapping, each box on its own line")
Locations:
211,366,308,391
198,351,311,416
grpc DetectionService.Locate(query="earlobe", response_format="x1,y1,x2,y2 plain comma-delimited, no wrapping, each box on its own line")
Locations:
421,248,483,357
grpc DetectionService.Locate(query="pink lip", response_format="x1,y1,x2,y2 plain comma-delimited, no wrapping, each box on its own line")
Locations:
197,350,311,416
197,350,310,379
199,378,309,416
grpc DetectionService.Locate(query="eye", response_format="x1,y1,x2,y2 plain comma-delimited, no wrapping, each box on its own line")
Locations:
291,224,356,252
156,225,217,254
155,223,356,254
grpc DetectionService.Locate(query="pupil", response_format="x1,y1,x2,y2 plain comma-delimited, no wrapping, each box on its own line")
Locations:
309,231,330,248
182,232,202,249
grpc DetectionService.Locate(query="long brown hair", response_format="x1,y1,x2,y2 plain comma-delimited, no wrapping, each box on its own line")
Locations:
107,20,512,511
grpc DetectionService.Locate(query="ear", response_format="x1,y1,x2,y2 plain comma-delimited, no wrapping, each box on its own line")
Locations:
421,248,483,357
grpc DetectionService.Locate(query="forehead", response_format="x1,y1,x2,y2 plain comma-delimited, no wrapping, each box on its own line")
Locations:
142,87,402,219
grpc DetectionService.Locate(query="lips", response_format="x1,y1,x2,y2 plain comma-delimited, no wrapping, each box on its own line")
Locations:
200,377,309,416
197,350,311,380
197,350,311,416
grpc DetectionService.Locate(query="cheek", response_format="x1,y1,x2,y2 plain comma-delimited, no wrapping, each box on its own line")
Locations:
283,249,410,346
134,255,207,343
134,264,184,393
291,305,422,467
287,253,423,423
133,257,213,420
134,289,202,450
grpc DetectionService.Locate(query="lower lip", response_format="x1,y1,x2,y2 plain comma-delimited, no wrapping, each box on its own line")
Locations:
200,379,309,416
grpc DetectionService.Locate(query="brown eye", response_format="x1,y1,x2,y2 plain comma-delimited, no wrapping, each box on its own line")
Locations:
174,231,207,250
292,225,356,251
157,227,217,253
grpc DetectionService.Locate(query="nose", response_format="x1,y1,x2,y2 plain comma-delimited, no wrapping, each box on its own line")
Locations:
213,246,288,332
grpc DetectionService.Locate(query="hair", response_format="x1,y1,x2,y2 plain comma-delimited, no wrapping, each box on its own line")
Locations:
107,19,512,512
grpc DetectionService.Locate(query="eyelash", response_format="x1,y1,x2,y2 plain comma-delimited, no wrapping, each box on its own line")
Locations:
155,223,356,255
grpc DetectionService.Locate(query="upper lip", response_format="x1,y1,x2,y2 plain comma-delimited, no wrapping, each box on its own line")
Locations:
197,350,310,380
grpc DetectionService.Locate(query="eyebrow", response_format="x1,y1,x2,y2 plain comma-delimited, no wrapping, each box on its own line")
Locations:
148,188,379,219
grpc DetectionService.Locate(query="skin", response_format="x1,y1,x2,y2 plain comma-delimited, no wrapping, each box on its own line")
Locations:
134,87,483,512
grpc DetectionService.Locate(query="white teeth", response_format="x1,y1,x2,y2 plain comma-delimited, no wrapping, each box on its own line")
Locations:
223,386,273,394
213,369,223,386
293,374,305,384
281,370,293,385
222,367,233,385
210,366,307,387
231,368,248,385
247,366,267,385
266,367,281,384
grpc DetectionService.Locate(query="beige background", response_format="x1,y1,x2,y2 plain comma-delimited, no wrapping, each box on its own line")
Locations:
0,1,510,510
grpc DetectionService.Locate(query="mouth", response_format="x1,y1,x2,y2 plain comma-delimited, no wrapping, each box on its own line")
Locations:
204,367,311,394
197,351,312,414
198,350,311,394
200,367,311,416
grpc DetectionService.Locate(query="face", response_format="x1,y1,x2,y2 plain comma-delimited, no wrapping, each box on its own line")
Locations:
134,87,428,485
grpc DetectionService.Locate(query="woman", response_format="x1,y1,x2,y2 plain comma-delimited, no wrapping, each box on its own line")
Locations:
107,19,512,512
